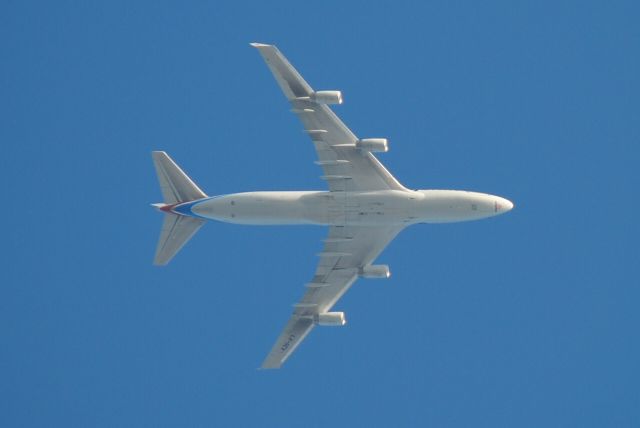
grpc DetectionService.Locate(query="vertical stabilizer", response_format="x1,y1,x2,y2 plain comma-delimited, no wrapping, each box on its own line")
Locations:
151,151,207,265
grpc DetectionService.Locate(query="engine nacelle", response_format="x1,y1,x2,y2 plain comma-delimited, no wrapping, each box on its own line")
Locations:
359,264,391,279
315,312,346,326
311,90,343,105
356,138,389,153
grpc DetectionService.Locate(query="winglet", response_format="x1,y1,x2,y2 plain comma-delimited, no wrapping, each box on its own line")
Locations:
250,41,314,101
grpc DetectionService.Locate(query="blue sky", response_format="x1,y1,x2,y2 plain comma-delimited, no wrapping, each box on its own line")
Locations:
2,1,639,426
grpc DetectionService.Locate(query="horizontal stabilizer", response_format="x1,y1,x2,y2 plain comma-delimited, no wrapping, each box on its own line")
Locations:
154,214,205,265
151,151,207,265
152,151,207,204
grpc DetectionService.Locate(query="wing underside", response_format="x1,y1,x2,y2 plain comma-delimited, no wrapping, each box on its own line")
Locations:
251,43,406,193
261,225,403,369
252,43,407,368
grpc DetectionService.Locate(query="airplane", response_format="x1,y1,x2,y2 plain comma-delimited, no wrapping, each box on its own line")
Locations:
150,43,514,369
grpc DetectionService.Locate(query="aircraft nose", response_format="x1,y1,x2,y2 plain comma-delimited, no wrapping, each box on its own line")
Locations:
494,197,514,213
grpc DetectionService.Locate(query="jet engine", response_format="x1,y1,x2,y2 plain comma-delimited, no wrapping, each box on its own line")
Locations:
359,264,391,279
311,90,343,105
315,312,346,326
356,138,389,153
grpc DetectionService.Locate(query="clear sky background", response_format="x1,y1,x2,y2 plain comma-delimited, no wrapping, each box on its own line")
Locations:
2,1,639,427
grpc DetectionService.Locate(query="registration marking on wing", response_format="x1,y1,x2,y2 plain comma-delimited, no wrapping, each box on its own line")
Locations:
281,334,296,351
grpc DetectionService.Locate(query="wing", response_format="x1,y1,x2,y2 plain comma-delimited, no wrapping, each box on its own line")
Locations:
251,43,407,192
261,224,404,369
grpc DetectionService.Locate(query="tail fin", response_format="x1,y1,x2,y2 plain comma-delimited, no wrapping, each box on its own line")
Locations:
151,151,207,265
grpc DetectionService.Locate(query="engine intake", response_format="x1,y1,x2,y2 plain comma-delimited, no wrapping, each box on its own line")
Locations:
359,264,390,279
315,312,346,326
311,90,343,105
356,138,388,153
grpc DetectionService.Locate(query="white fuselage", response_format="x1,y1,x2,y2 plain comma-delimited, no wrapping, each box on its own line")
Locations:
172,189,514,226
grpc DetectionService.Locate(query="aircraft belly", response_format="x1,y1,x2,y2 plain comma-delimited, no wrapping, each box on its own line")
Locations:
191,190,414,226
324,190,412,226
193,192,324,225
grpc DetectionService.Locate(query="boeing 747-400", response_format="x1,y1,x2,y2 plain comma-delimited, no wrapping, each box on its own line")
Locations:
151,43,514,368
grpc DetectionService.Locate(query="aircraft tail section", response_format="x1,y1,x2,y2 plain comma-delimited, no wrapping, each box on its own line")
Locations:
154,214,205,265
151,151,207,265
152,151,207,204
